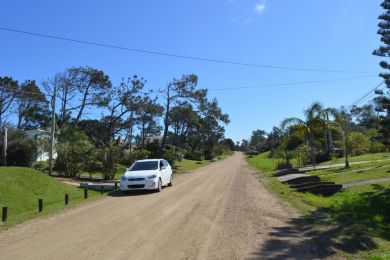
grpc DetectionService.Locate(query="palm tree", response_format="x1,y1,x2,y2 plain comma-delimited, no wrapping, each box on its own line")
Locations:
328,108,352,168
281,111,318,169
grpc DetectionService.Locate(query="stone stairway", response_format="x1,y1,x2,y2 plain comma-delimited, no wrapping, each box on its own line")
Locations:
274,168,342,196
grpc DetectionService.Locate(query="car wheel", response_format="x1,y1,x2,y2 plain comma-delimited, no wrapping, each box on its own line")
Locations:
168,175,173,186
156,178,162,192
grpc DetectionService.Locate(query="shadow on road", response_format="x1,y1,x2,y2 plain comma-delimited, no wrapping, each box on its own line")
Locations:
108,190,156,197
250,211,377,259
251,185,390,259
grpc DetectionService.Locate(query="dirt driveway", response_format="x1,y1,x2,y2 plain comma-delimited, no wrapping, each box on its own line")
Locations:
0,152,326,260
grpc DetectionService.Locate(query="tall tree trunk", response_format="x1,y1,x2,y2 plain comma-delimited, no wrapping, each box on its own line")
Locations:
310,136,316,170
342,131,350,168
160,88,170,156
75,87,90,125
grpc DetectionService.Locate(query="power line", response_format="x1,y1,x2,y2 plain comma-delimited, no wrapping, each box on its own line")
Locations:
0,26,376,74
347,81,385,108
207,75,377,91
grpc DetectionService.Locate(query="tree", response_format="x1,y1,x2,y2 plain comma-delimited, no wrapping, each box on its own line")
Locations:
281,103,322,169
43,69,77,126
169,102,199,148
350,104,379,130
105,76,145,147
332,108,353,168
249,129,267,153
159,74,207,155
68,67,112,125
136,96,163,146
373,0,390,147
0,77,18,125
16,80,49,129
197,98,229,159
55,126,93,177
220,138,236,151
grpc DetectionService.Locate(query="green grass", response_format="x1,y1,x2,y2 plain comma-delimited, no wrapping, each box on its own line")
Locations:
307,161,390,184
247,156,390,259
318,153,390,166
173,159,212,174
246,151,279,173
0,167,101,228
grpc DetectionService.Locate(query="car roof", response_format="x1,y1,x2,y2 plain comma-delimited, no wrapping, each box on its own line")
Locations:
135,159,163,162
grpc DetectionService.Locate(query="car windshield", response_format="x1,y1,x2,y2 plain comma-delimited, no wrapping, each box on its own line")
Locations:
130,161,158,171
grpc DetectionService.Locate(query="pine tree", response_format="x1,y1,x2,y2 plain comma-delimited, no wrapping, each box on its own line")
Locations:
373,0,390,145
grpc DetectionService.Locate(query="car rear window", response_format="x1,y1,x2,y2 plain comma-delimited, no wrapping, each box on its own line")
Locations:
130,161,158,171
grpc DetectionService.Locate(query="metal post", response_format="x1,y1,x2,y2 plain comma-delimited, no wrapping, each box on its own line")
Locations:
100,186,104,194
65,194,69,205
114,182,118,190
84,188,88,199
2,207,7,222
49,85,57,176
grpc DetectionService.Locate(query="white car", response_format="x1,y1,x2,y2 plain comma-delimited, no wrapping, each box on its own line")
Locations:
120,159,173,192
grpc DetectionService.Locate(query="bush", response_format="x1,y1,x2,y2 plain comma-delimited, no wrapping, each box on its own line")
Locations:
55,126,93,177
6,131,36,167
163,147,177,166
347,132,370,156
245,150,259,156
97,146,121,180
276,160,293,170
120,149,152,166
185,150,204,161
32,161,49,171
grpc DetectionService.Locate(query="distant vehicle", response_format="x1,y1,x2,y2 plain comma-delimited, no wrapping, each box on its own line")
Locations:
120,159,173,192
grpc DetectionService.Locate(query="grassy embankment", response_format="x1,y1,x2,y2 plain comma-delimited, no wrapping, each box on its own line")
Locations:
247,152,390,259
0,167,101,229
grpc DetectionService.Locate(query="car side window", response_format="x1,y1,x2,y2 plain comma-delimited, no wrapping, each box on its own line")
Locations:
160,161,164,169
163,160,168,167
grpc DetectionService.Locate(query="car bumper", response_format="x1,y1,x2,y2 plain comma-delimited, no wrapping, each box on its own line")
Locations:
120,179,158,191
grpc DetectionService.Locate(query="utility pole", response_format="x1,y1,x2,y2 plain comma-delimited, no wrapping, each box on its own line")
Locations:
2,127,7,166
48,85,57,176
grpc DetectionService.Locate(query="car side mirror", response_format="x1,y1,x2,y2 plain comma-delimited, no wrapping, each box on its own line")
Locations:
161,166,167,170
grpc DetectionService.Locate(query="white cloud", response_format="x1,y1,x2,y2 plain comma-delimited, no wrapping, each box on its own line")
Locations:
254,2,265,14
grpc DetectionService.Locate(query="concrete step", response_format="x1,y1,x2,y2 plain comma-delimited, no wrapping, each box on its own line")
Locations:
295,183,342,196
273,168,306,177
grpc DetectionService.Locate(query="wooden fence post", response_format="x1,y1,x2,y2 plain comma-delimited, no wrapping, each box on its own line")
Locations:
38,199,43,212
2,207,7,222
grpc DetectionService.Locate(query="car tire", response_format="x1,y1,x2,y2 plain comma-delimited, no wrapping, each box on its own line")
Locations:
156,178,162,192
168,175,173,186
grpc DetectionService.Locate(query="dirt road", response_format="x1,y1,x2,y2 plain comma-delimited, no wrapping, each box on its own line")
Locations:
0,153,323,260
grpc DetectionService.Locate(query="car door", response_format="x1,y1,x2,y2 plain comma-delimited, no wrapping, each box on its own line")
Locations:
164,160,172,177
159,160,167,184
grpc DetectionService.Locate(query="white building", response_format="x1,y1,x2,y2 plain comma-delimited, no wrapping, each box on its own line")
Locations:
24,129,56,162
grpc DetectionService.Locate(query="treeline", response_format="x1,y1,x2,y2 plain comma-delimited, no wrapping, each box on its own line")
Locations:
0,67,234,179
240,102,386,169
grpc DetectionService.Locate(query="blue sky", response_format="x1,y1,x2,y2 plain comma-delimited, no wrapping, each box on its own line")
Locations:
0,0,384,142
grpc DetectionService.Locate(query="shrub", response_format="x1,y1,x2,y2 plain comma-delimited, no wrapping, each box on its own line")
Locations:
245,150,259,156
276,160,293,170
6,131,36,167
347,132,370,156
185,150,204,161
32,161,49,171
55,126,93,177
97,146,121,180
163,147,177,166
120,149,152,166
